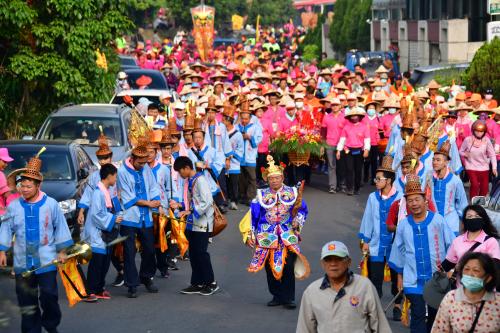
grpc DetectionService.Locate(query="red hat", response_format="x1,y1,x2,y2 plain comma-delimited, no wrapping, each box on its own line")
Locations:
136,75,152,87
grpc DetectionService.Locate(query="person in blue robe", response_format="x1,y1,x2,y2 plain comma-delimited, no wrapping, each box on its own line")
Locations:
222,107,244,210
0,156,73,333
117,143,161,298
389,175,455,333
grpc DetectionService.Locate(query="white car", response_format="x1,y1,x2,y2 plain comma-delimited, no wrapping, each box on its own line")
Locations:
471,180,500,241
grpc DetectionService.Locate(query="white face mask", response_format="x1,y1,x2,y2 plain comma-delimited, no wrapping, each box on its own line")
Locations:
374,86,382,92
381,78,387,84
295,101,304,109
485,94,493,100
388,108,397,114
367,109,376,117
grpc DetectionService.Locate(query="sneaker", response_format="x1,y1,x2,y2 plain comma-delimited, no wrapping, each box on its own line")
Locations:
328,187,336,194
144,281,159,293
112,273,124,287
199,282,219,296
180,285,203,295
95,290,111,300
346,190,354,196
159,270,170,278
393,306,402,321
353,190,360,195
83,294,98,303
167,262,179,271
282,301,297,309
127,287,137,298
230,202,238,210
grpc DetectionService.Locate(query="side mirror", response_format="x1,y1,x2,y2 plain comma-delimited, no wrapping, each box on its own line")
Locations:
77,168,89,181
471,196,487,206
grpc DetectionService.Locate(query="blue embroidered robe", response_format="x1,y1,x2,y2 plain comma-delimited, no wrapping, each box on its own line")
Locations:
238,122,263,167
227,127,244,174
187,144,224,196
78,170,120,211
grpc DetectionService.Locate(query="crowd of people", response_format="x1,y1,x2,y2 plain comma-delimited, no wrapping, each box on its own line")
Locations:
0,23,499,333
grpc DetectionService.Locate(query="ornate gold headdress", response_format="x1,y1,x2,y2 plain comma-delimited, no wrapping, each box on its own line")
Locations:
261,155,285,181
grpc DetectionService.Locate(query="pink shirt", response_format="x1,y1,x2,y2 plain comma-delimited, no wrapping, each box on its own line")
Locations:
258,117,273,154
363,116,380,146
445,230,500,264
456,116,473,149
321,112,345,147
0,171,8,210
263,106,286,125
459,136,497,171
486,118,497,139
341,121,370,149
278,115,298,132
379,113,396,138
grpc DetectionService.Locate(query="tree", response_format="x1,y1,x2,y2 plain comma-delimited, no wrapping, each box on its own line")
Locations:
329,0,372,57
247,0,295,27
462,37,500,101
0,0,155,138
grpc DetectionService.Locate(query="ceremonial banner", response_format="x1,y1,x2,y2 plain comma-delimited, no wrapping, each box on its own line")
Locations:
232,14,244,31
58,258,87,307
191,5,215,61
255,15,260,42
300,12,318,29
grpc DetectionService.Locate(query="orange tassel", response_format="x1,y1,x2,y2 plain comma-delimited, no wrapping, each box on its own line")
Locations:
58,258,87,307
159,214,168,253
169,209,189,257
383,262,391,282
401,297,411,327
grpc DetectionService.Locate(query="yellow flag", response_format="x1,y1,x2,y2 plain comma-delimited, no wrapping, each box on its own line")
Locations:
255,15,261,42
383,262,391,282
401,297,411,327
232,14,244,31
359,253,369,277
238,210,252,243
58,258,87,307
169,209,189,257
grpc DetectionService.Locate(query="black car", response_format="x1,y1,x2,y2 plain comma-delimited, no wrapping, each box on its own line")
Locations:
1,140,97,232
35,103,131,165
125,68,168,90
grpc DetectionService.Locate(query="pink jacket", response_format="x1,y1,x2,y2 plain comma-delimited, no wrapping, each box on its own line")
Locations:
459,136,497,171
258,117,273,154
321,111,345,147
379,114,397,138
363,116,380,146
278,115,299,132
456,116,473,149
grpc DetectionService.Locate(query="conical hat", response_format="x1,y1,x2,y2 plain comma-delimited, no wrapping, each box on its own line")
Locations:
404,173,425,197
375,65,389,74
472,104,495,115
334,81,348,90
434,140,451,159
370,78,385,87
95,132,112,157
376,155,395,174
427,80,441,90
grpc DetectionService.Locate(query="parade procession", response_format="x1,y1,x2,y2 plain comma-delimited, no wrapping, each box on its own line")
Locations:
1,1,500,333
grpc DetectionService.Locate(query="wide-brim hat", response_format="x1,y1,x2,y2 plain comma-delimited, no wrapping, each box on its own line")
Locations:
189,72,203,80
334,81,348,90
427,79,441,90
375,65,389,74
319,68,333,76
8,156,44,183
264,89,282,98
455,102,473,112
344,106,366,118
364,100,379,109
472,104,495,115
136,75,152,87
371,79,385,87
211,70,227,80
190,61,207,71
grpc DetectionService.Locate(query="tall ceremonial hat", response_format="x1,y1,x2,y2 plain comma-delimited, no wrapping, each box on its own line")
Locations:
131,136,150,158
148,129,161,149
8,147,45,183
222,102,237,120
261,155,285,181
434,139,451,160
95,126,113,157
193,116,204,134
183,112,195,132
404,173,425,197
376,155,395,174
159,126,174,146
239,98,251,115
410,132,428,156
168,117,181,136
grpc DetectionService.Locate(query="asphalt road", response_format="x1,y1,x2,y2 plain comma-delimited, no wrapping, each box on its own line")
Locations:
0,174,407,333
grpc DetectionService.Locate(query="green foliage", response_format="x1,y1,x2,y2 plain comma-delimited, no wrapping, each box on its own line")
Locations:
319,59,339,68
0,0,159,138
462,37,500,101
269,137,326,156
298,14,324,59
431,68,466,87
247,0,295,27
302,44,320,63
329,0,372,56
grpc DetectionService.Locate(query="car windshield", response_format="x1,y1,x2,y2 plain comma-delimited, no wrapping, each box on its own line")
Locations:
4,148,73,181
126,72,167,89
112,95,161,106
120,57,137,66
40,117,123,146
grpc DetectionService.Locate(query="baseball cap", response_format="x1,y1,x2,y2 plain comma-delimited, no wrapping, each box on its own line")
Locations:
159,91,172,100
321,241,350,260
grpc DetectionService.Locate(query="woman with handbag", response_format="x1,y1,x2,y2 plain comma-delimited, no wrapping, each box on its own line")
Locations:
431,252,499,333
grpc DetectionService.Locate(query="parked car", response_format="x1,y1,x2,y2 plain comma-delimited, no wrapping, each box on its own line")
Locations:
1,140,97,232
125,69,168,90
471,179,500,234
34,104,131,164
409,63,469,87
118,55,139,70
110,88,179,106
214,37,239,48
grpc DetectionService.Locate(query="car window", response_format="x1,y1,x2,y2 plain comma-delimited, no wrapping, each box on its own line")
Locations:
5,148,74,181
488,185,500,211
75,147,94,171
40,116,123,146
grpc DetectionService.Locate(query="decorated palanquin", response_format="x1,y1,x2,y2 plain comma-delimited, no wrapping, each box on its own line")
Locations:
247,185,309,280
191,4,215,62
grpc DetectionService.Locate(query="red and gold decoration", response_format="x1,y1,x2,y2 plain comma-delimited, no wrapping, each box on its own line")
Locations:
191,4,215,62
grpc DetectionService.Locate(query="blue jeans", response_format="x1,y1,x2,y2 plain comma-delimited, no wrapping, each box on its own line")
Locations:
406,294,438,333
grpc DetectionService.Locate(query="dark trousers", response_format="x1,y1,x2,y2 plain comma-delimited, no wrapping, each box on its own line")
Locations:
186,230,215,286
239,166,257,203
337,151,347,188
214,170,228,207
406,294,438,333
368,260,401,304
256,153,268,182
86,252,111,294
120,225,156,288
364,146,380,183
344,151,363,192
110,248,123,274
227,173,239,203
155,248,168,274
15,271,61,333
265,252,296,303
